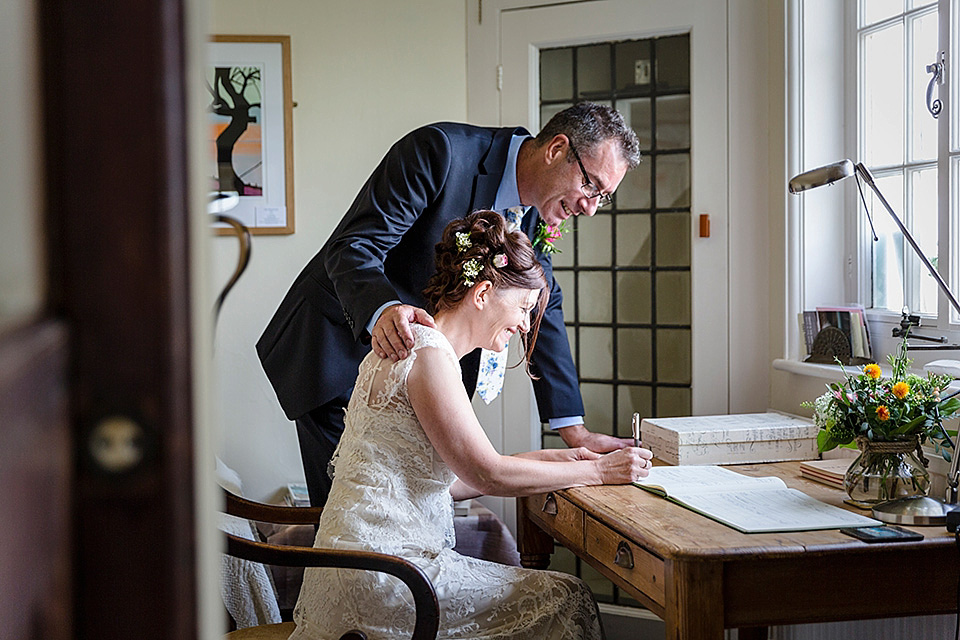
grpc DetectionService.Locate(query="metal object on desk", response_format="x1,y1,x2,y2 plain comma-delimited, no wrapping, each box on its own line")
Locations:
872,437,960,526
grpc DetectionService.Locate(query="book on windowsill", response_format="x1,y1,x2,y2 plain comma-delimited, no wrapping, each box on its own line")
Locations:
633,465,880,533
799,458,852,489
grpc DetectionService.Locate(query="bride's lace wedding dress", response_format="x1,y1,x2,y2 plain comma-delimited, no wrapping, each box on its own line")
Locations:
289,324,603,640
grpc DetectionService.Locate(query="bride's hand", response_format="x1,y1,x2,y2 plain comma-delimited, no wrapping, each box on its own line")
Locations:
594,447,653,484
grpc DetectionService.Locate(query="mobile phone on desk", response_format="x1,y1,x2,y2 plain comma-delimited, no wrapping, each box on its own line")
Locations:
840,525,924,543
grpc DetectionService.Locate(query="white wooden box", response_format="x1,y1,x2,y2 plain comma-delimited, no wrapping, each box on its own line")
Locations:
640,412,818,466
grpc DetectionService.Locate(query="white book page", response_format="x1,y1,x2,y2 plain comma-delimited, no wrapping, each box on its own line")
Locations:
636,465,787,496
671,487,881,532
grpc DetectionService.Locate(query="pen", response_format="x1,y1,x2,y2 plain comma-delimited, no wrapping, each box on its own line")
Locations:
632,412,641,448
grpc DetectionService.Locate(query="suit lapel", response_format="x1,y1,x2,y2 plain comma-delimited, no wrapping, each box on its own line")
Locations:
470,126,530,212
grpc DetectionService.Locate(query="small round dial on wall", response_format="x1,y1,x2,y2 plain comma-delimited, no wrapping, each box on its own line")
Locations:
805,326,852,364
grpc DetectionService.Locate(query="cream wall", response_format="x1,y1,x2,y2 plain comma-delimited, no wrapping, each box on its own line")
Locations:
0,0,44,329
209,0,468,500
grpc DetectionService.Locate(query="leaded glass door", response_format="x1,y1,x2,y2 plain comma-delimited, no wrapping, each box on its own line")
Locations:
496,0,729,608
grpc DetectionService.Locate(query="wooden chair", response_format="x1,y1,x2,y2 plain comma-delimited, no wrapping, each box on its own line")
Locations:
222,489,440,640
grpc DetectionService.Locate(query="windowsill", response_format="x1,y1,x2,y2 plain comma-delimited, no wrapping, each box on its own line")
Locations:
772,357,960,391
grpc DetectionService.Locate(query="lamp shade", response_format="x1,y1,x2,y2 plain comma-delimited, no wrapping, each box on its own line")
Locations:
788,159,855,194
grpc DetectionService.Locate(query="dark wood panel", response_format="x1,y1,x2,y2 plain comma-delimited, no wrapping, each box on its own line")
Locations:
0,321,71,640
38,0,198,637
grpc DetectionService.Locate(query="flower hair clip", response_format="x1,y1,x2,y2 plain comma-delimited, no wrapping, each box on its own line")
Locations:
455,232,472,253
461,258,482,286
492,253,508,268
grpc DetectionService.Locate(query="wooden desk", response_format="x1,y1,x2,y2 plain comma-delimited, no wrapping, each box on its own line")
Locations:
517,461,960,639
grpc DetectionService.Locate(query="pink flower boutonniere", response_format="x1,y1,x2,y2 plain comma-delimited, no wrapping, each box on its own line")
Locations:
534,220,569,255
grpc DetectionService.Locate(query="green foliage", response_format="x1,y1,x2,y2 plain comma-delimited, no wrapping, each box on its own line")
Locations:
804,336,958,454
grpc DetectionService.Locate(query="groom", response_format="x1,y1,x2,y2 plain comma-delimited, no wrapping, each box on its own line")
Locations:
257,103,642,508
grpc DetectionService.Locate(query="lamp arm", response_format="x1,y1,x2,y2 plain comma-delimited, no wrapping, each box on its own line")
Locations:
854,162,960,318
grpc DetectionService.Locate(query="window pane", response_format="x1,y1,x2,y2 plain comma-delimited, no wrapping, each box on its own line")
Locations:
620,97,652,152
618,385,653,427
655,35,690,91
911,166,938,315
580,327,613,379
577,44,611,99
540,102,572,133
540,48,573,101
616,213,651,266
655,271,691,324
550,221,575,268
910,10,939,162
655,212,691,268
617,328,652,381
656,154,691,208
578,213,611,266
870,172,906,311
615,40,653,93
863,25,905,166
953,156,960,322
617,271,651,324
656,95,691,150
862,0,904,26
656,386,691,418
581,383,614,433
554,270,576,322
656,328,691,384
578,272,612,323
616,159,651,209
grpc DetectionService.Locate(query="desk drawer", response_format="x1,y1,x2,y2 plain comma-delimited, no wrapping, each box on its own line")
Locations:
585,516,665,607
529,492,584,552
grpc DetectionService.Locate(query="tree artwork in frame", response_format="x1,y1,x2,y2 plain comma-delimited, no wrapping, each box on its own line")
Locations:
207,35,294,235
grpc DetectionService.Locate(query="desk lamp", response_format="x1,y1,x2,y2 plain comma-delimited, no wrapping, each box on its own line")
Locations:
789,160,960,525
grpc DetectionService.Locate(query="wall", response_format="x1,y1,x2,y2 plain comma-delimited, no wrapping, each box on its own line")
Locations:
208,0,468,500
0,0,44,329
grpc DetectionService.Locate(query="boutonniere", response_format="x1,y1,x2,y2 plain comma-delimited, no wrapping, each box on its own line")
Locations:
534,220,569,255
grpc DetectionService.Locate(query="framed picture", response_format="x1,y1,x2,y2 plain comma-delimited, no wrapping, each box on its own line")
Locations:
207,35,294,235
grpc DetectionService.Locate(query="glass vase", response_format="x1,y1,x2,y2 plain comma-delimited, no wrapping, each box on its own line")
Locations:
843,438,930,508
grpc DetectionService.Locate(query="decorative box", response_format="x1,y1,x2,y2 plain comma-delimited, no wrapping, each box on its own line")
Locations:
640,412,818,466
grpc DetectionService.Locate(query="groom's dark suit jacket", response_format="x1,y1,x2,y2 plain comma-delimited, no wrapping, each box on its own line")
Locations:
256,122,584,425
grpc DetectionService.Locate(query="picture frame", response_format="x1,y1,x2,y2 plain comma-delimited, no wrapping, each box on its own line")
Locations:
207,35,294,235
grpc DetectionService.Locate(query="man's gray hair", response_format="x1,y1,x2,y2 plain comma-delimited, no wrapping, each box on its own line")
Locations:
536,102,641,170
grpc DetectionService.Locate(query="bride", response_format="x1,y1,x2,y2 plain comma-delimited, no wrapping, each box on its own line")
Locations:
290,210,652,640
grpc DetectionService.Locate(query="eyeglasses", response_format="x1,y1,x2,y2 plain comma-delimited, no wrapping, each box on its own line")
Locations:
569,143,614,207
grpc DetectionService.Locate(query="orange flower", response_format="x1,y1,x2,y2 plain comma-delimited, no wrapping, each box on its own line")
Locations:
863,364,882,380
892,381,910,400
876,405,890,421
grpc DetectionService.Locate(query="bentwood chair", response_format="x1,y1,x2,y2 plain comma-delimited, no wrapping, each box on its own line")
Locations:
221,489,440,640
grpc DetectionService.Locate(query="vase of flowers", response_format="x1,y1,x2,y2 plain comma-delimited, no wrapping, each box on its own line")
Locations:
805,336,959,508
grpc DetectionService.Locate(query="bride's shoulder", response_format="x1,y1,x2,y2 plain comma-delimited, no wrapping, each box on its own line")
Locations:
409,324,459,369
411,324,450,351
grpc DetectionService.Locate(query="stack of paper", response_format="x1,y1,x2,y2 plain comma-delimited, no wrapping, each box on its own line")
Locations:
799,458,851,489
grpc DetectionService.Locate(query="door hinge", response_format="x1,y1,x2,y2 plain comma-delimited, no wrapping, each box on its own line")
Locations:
497,64,503,91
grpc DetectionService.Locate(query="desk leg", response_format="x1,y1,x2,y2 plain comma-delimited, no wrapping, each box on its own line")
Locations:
516,496,554,569
737,627,768,640
664,559,724,640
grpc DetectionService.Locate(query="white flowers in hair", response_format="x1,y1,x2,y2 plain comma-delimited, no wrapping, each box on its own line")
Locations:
461,258,482,286
492,253,508,268
455,232,472,252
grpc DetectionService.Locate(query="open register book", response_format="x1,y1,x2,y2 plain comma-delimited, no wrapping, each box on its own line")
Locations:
634,465,881,533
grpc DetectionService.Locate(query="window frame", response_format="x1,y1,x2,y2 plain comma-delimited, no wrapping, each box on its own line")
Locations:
853,0,957,338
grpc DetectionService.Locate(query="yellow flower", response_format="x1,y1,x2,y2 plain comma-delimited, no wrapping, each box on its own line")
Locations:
892,381,910,400
863,364,882,380
876,405,890,421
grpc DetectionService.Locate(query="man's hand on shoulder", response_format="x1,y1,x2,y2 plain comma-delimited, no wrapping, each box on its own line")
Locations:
371,304,436,361
558,423,632,454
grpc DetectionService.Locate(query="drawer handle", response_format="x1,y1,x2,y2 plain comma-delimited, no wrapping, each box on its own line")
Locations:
542,493,559,516
614,541,634,570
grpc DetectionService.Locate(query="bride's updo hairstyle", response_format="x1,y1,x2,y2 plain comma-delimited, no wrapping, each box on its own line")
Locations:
423,210,549,366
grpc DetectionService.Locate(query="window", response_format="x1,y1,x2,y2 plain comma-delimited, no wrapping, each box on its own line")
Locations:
857,0,956,324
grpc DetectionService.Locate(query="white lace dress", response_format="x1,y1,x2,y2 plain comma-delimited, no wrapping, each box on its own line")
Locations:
289,325,603,640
